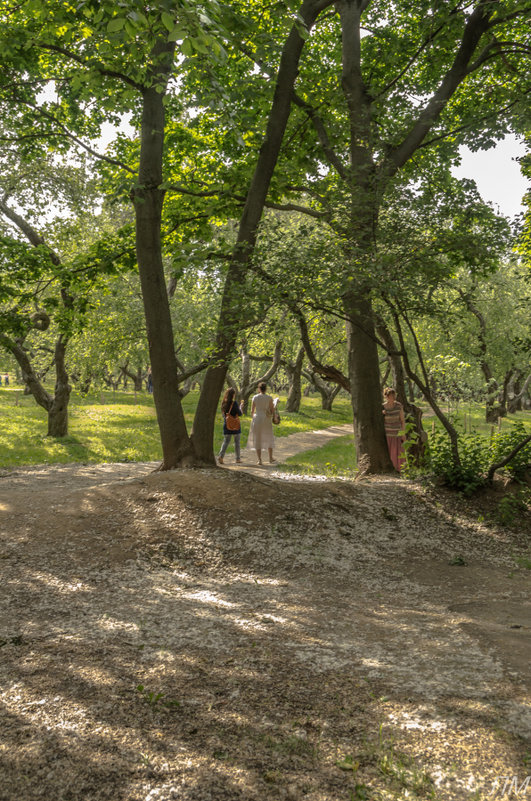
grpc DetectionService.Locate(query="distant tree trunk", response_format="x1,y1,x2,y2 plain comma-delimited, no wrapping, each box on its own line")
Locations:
47,337,71,436
5,336,70,437
120,362,144,392
285,347,305,412
303,369,341,411
508,371,531,414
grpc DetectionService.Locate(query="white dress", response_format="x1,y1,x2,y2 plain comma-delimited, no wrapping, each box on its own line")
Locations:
249,393,275,450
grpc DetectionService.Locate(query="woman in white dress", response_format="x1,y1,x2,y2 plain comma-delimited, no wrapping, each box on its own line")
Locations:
250,382,275,465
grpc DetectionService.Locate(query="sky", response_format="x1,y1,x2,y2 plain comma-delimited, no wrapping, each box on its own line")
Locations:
452,134,528,219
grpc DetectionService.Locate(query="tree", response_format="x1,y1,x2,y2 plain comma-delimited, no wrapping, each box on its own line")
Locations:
1,0,339,467
252,0,530,470
0,155,123,435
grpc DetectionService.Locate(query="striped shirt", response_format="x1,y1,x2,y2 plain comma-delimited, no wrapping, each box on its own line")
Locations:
383,401,403,436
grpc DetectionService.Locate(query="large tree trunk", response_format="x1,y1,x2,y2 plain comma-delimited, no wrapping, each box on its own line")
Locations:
343,293,394,472
191,0,335,464
133,41,194,469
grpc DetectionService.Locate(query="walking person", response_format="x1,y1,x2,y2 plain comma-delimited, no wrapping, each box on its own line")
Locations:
218,388,243,464
382,387,406,471
249,382,275,465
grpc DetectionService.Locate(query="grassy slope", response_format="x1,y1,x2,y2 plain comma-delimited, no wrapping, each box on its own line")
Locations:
0,387,353,468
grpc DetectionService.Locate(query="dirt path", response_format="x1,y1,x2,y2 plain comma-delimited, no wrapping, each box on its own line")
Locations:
0,429,529,801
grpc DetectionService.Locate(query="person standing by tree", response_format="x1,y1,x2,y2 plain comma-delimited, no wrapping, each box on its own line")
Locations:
250,382,275,466
218,388,243,465
382,388,406,472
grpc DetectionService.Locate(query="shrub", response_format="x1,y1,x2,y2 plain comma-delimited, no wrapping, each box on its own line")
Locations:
490,422,531,481
427,431,489,494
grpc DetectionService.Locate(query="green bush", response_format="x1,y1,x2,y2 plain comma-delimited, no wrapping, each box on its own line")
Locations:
427,431,489,494
490,422,531,480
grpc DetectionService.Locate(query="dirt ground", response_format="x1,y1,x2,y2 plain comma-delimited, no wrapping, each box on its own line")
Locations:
0,458,529,801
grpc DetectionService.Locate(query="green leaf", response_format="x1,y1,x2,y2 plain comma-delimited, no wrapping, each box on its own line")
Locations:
181,37,193,57
161,12,174,32
107,17,125,33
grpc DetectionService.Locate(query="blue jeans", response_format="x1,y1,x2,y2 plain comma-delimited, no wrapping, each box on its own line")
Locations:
219,433,241,460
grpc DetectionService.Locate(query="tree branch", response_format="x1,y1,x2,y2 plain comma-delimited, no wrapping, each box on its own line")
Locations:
292,93,349,180
386,0,496,174
36,43,143,90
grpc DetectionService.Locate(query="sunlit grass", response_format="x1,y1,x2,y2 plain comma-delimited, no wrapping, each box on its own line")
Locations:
0,386,353,468
421,402,531,437
280,435,357,478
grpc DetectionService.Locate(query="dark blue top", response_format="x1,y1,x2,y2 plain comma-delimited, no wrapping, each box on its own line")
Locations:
222,400,242,435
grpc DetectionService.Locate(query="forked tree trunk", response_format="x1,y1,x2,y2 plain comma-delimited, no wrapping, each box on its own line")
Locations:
5,336,71,437
303,369,341,411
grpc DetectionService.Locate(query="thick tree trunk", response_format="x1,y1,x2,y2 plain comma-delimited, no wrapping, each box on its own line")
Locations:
343,294,394,472
285,347,305,412
133,43,194,469
191,0,334,463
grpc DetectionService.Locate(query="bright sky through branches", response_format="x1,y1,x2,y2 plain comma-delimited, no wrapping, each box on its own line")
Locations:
453,135,528,219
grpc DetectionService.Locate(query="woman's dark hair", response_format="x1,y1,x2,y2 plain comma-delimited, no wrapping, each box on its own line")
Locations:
221,387,235,413
258,382,267,393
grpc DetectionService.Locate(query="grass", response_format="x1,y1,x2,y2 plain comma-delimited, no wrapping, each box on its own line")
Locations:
422,402,531,439
2,385,529,476
0,385,353,469
281,434,357,478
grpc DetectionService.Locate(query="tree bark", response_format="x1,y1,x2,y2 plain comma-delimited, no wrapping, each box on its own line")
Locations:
285,347,305,412
343,293,393,471
190,0,335,463
47,336,71,436
133,40,195,468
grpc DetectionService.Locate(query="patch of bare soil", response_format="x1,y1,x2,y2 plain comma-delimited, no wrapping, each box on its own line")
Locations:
0,463,529,801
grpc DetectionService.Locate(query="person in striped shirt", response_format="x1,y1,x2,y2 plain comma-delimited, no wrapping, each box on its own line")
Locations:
382,387,406,471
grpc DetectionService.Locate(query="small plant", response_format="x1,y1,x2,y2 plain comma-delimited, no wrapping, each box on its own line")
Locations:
135,684,181,709
495,490,529,526
449,554,467,566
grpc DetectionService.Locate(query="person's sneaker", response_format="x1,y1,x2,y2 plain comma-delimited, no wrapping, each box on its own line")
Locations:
236,459,242,463
218,457,224,464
